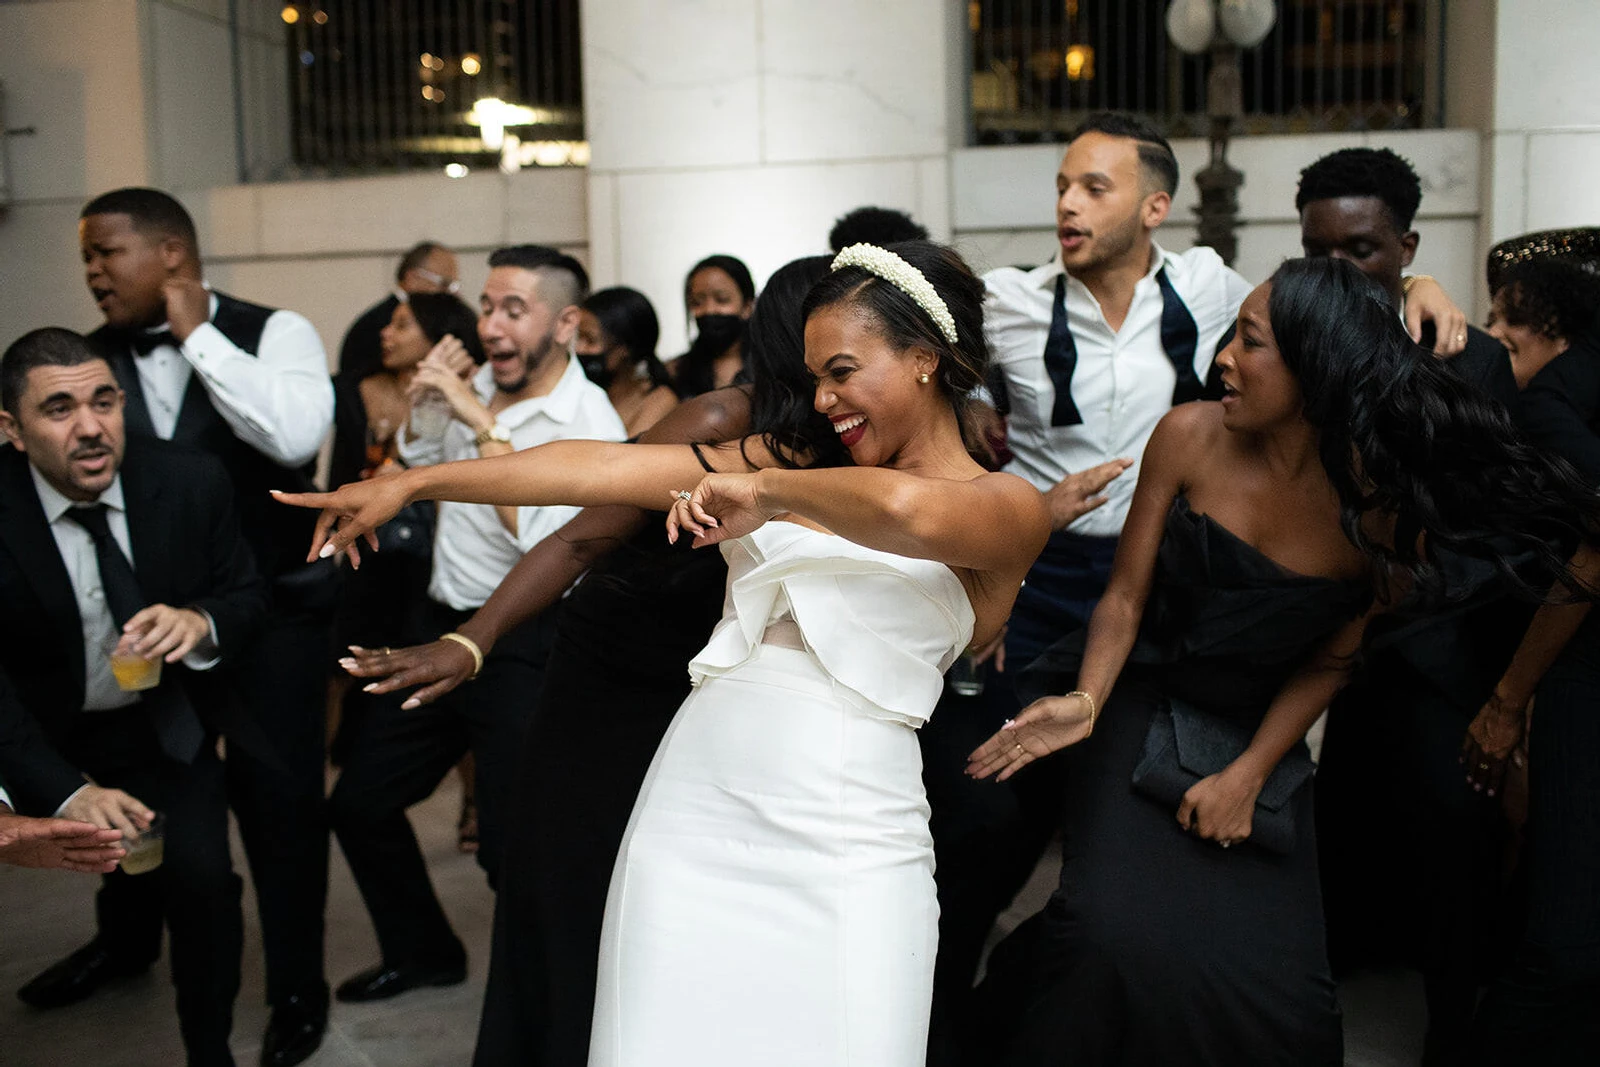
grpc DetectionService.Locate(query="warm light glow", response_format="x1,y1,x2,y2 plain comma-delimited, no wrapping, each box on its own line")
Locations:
466,97,549,150
421,86,445,103
312,9,328,25
1065,44,1094,81
281,5,300,25
444,163,469,179
461,54,482,76
420,52,435,67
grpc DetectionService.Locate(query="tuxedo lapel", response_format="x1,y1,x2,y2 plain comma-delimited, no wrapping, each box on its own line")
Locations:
0,451,87,698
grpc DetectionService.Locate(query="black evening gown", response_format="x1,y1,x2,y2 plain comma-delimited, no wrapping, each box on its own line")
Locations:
472,515,728,1067
974,495,1368,1067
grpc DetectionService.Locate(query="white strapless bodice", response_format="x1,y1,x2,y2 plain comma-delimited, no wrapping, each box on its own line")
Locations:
687,522,975,728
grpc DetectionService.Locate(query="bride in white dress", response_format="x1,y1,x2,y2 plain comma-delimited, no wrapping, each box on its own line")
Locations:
276,241,1052,1066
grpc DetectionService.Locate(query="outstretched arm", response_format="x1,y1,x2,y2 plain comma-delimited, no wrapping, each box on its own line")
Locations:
275,437,743,563
341,388,757,707
967,405,1198,780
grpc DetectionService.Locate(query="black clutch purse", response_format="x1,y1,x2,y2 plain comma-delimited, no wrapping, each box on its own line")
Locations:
1130,698,1315,855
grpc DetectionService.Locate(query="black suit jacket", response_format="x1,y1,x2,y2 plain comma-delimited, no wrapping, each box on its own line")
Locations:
1516,326,1600,484
0,440,267,815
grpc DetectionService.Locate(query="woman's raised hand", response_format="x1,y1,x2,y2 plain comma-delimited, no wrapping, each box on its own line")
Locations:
966,692,1096,781
665,472,772,548
270,478,410,568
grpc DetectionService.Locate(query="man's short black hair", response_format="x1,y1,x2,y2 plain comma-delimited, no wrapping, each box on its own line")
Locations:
397,241,449,282
80,187,199,252
1066,112,1179,196
828,207,929,253
487,244,590,309
1295,147,1423,233
2,328,106,415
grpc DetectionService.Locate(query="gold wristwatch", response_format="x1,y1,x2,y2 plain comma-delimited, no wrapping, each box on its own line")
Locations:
474,422,511,446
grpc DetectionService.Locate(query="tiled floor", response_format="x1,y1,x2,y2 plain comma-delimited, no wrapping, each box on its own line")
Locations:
2,775,1425,1066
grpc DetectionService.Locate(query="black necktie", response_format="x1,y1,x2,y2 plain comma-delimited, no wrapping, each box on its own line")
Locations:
61,504,204,763
1040,267,1208,428
130,330,178,357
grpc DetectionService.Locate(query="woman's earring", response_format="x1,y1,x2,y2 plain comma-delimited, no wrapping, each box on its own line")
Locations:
918,373,931,384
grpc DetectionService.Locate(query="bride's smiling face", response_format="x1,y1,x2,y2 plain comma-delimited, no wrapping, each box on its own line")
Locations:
804,301,939,468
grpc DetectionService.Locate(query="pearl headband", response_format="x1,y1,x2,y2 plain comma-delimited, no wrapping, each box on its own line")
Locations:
830,243,960,347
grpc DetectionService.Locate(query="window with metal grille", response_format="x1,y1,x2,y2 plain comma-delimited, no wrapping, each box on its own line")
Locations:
969,0,1440,144
283,0,584,175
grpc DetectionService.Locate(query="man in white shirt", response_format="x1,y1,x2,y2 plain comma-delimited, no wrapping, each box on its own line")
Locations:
328,245,625,1005
0,327,268,1065
70,187,336,1067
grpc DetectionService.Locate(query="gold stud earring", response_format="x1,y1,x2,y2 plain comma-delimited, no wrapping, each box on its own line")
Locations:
918,373,931,384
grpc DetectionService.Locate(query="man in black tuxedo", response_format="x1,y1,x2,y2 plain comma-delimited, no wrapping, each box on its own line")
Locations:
36,187,336,1067
329,242,459,488
1296,147,1527,1067
0,327,267,1065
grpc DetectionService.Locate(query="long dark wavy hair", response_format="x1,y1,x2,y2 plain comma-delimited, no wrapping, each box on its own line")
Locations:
800,240,989,447
583,286,672,389
742,255,848,469
1268,256,1600,604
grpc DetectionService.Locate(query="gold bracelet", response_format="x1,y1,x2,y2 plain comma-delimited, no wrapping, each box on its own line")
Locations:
1400,273,1435,296
1065,689,1098,735
439,632,484,680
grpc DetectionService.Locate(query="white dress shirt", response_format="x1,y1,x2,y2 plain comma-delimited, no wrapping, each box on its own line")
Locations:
399,354,627,610
984,244,1252,537
129,292,334,467
29,466,220,715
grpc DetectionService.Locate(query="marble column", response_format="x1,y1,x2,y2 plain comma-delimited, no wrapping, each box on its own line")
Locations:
579,0,961,346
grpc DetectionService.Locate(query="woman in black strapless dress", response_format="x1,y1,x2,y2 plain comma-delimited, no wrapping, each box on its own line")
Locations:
968,257,1600,1067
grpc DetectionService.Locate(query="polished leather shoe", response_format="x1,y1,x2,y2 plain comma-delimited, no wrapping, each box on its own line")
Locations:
17,940,152,1009
334,960,466,1003
260,990,328,1067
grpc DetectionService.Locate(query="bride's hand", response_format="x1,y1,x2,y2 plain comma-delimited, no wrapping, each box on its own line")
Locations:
665,472,772,548
966,692,1096,782
270,477,411,568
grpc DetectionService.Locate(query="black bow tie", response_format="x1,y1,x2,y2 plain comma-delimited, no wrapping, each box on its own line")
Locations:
129,329,179,357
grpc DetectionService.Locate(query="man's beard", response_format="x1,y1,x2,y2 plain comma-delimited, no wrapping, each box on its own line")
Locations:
495,330,561,395
1066,209,1144,275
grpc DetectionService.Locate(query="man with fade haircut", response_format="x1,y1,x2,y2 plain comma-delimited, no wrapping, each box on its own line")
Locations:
322,244,626,1005
1296,144,1523,1067
48,187,336,1067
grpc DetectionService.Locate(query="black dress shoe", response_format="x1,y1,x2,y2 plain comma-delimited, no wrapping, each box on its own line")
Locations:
334,960,466,1003
16,940,152,1009
260,989,329,1067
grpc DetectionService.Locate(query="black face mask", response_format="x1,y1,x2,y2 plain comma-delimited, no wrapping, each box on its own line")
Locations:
693,313,746,352
579,353,613,388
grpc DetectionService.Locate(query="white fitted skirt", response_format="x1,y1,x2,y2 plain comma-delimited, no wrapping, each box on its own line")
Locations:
588,644,938,1067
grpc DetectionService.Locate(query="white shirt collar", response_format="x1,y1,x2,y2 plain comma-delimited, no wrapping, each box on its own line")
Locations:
30,464,126,524
471,353,590,427
1033,241,1172,292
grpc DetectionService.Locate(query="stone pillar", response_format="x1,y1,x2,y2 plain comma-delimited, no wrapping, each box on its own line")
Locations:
579,0,960,346
1477,0,1600,304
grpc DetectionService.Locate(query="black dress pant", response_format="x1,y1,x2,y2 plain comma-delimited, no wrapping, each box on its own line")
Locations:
72,709,242,1067
228,605,333,1006
920,531,1116,1067
330,602,558,968
92,605,332,1009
